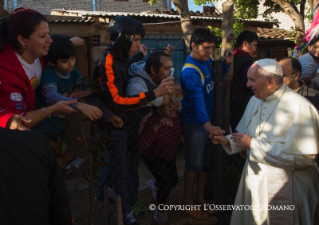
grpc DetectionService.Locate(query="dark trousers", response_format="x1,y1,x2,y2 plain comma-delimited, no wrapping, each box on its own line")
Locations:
142,154,178,206
99,128,140,213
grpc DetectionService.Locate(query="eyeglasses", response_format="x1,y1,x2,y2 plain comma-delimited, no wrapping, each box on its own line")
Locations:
283,71,297,78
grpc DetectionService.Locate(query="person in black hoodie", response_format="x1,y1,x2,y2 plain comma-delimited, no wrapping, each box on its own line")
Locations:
94,16,174,225
0,128,72,225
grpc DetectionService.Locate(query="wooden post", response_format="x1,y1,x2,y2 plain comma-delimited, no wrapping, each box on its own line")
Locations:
210,0,235,207
221,0,235,135
104,185,110,225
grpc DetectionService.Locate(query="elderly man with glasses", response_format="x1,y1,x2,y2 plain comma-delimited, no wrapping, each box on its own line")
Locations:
279,57,319,110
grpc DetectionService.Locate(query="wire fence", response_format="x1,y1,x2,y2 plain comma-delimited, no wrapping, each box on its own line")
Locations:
6,4,249,223
29,49,251,225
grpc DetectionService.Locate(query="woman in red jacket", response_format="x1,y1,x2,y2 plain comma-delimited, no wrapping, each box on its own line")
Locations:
0,8,80,130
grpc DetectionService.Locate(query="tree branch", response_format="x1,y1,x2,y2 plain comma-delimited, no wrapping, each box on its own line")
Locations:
300,0,306,17
270,0,305,40
170,0,193,52
308,0,313,11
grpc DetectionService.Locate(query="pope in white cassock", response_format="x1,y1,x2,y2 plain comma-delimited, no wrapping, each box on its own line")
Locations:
212,58,319,225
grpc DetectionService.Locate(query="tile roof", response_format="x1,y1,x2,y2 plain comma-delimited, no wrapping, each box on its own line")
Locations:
258,27,292,40
47,18,95,23
51,9,275,24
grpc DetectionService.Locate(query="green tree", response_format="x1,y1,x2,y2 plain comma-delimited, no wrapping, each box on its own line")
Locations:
149,0,315,47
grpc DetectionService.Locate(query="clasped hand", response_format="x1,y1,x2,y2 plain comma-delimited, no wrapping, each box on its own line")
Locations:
210,132,252,150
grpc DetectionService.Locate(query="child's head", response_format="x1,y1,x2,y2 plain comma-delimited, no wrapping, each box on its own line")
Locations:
46,34,76,74
158,96,176,119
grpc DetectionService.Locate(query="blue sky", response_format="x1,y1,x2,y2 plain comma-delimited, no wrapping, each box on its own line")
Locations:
171,0,215,12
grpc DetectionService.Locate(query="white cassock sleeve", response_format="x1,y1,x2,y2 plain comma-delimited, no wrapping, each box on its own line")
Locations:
248,104,319,170
222,135,246,155
249,138,317,170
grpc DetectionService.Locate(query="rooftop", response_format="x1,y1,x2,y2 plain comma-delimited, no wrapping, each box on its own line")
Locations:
258,27,292,40
51,9,276,24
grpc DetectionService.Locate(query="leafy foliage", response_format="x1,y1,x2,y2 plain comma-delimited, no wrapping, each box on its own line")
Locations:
148,0,159,6
208,18,243,47
305,5,312,23
198,0,306,24
234,0,260,18
193,0,214,6
289,26,298,43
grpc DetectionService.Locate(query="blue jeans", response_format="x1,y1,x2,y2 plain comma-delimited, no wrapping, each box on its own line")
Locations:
98,128,140,213
182,123,213,173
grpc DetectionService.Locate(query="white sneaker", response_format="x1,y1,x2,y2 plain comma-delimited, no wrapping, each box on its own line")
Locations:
147,179,158,200
154,209,169,223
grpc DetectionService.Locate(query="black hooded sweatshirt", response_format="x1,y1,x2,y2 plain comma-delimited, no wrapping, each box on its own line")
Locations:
94,16,156,115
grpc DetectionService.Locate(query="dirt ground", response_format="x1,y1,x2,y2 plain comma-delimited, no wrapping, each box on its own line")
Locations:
68,177,231,225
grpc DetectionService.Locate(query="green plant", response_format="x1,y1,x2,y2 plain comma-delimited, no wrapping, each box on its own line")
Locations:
207,18,243,48
147,0,159,6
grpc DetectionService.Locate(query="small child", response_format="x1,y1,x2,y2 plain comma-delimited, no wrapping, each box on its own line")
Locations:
138,97,182,223
35,34,102,135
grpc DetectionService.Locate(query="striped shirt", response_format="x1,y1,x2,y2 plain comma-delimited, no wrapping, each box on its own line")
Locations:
138,111,182,162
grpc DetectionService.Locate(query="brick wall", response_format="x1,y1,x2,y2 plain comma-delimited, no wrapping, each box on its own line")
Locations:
7,0,167,14
8,0,93,14
99,0,167,12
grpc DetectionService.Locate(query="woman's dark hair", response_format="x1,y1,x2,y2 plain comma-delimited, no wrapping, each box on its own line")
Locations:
46,35,75,65
190,28,215,50
145,51,170,74
0,8,48,53
235,30,258,47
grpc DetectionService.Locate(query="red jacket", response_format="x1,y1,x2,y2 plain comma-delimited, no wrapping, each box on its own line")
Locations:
0,45,46,128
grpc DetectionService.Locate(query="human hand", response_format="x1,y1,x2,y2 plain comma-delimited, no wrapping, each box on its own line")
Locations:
77,102,103,121
6,114,31,130
139,44,148,57
230,133,252,150
70,37,85,46
165,44,174,57
153,77,174,97
224,50,234,65
159,117,173,128
210,135,229,145
110,115,123,128
153,117,173,132
51,100,78,114
204,122,225,138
